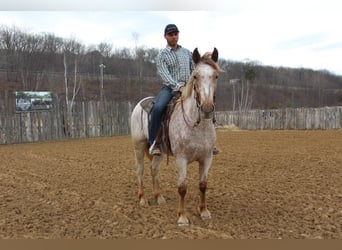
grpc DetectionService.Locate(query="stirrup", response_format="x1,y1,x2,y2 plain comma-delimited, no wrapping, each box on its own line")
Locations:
149,141,161,156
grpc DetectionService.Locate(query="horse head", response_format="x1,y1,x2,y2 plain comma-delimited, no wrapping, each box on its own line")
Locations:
190,48,223,118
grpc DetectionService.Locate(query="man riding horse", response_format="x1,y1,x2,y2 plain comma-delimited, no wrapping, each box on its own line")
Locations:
148,24,220,156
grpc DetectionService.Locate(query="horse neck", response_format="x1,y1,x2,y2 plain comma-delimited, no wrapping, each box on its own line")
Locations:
181,87,201,124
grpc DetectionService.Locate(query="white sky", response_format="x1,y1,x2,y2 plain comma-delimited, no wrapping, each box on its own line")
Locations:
0,0,342,75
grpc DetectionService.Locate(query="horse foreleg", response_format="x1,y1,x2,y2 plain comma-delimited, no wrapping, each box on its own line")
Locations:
151,156,166,205
176,159,189,226
198,159,212,220
177,183,188,226
198,180,211,220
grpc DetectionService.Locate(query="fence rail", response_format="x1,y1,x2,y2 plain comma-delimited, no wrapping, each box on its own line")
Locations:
1,95,341,144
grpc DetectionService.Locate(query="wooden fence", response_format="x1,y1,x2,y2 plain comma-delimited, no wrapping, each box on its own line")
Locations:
0,96,341,144
0,99,132,144
215,106,342,130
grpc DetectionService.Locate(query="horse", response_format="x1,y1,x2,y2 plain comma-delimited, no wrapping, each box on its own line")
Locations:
130,48,223,226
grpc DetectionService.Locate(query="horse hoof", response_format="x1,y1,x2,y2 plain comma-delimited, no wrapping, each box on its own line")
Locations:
177,216,190,226
139,198,148,207
198,207,211,220
177,221,190,227
156,195,166,205
201,215,212,221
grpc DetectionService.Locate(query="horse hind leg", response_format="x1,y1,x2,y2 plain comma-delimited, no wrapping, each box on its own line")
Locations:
151,155,166,205
136,143,165,206
134,141,148,206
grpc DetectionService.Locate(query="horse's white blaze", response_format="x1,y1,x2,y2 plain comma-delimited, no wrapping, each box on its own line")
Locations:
196,64,216,113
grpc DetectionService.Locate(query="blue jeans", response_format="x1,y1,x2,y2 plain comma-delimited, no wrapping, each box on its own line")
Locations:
149,86,173,145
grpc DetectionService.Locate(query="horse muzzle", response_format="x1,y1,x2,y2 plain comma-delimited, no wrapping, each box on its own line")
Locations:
200,103,215,119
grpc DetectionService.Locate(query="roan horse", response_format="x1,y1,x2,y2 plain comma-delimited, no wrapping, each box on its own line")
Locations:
130,48,223,226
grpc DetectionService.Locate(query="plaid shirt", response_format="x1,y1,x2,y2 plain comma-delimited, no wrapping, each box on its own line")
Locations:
156,45,194,91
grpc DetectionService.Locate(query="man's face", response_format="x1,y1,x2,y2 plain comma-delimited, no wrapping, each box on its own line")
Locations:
165,32,179,47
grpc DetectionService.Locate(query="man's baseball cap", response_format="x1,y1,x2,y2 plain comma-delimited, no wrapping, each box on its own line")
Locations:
164,24,179,35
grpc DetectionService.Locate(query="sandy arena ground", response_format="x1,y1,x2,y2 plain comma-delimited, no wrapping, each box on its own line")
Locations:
0,129,341,239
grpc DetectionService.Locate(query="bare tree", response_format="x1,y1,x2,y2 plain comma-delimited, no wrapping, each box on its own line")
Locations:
0,26,63,90
97,42,112,57
243,66,256,110
229,79,240,111
62,38,84,136
144,48,159,64
235,61,256,111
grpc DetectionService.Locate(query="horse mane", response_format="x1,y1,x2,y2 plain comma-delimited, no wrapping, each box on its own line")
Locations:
182,52,223,100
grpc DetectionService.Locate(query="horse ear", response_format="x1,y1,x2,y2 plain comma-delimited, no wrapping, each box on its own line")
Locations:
212,47,218,62
192,48,201,64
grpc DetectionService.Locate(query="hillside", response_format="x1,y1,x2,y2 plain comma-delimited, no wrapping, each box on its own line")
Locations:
0,25,341,110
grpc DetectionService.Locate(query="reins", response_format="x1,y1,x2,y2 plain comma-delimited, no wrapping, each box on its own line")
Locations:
180,97,200,128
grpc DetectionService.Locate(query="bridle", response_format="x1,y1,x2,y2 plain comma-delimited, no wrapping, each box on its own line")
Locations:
180,77,217,128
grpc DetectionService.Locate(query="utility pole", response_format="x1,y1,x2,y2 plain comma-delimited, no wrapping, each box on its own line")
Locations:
99,63,106,136
99,63,106,103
